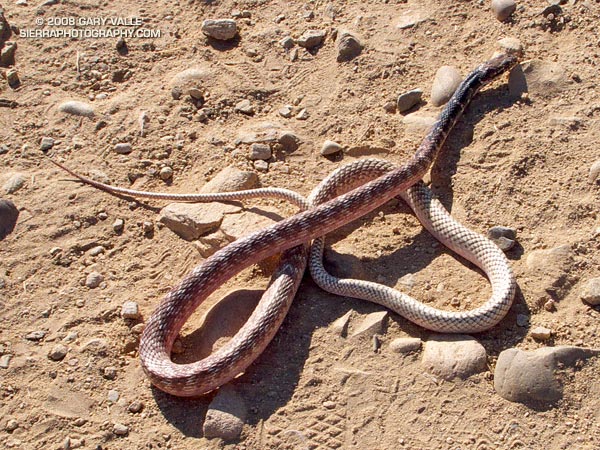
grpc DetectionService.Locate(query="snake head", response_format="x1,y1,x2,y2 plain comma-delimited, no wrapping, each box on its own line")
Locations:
479,53,520,84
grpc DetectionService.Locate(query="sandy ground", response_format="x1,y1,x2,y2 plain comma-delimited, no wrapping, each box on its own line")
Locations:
1,0,600,449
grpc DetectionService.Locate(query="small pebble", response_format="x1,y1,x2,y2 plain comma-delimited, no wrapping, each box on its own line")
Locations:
103,366,118,380
397,89,423,113
280,36,294,50
383,101,396,113
107,390,120,403
85,271,104,289
580,278,600,306
5,419,19,432
491,0,517,22
25,330,47,341
389,337,422,354
531,326,552,341
6,69,20,88
323,401,336,409
113,218,124,233
254,160,269,172
516,314,529,327
142,221,154,235
497,37,523,55
278,105,293,118
487,226,517,251
128,400,144,413
159,166,173,181
40,136,55,151
295,29,326,49
249,143,272,160
234,99,254,115
336,30,363,62
48,344,68,361
121,301,141,320
320,140,342,156
544,299,557,311
589,160,600,184
0,198,19,239
431,66,462,107
114,143,132,154
58,101,95,117
296,108,309,120
89,246,104,256
201,19,238,40
98,212,108,220
113,423,129,436
3,173,26,194
0,354,12,369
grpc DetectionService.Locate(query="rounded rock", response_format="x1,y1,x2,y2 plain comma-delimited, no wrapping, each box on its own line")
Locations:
336,30,363,62
430,66,462,107
498,37,523,55
389,337,422,354
422,334,487,380
58,101,95,117
113,143,132,154
113,423,129,436
580,278,600,305
48,344,68,361
203,386,246,440
491,0,517,22
397,89,423,113
589,160,600,184
5,419,19,432
321,140,342,156
3,173,26,194
159,166,173,181
85,271,104,289
0,199,19,239
202,19,238,41
128,400,144,413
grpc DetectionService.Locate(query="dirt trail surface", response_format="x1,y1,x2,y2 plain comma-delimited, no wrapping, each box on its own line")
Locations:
1,1,600,449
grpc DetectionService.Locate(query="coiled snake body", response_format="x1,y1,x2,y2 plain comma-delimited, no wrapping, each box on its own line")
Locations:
50,54,518,397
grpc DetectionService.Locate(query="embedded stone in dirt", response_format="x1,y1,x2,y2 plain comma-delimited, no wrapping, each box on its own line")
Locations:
396,89,423,113
517,60,567,97
589,160,600,184
526,245,573,300
0,198,19,239
580,278,600,306
203,385,247,440
351,311,388,339
430,66,462,107
421,334,487,380
295,29,326,49
402,113,436,135
336,30,363,62
3,173,26,194
202,19,238,41
58,101,95,117
200,166,258,193
494,346,600,406
330,311,352,337
320,140,342,156
85,271,104,289
159,202,241,241
389,337,422,354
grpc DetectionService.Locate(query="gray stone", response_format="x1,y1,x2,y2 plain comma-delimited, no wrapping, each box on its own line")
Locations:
0,354,12,368
487,226,517,251
336,30,363,62
103,366,117,380
128,400,144,413
320,140,342,156
516,314,529,327
296,108,309,120
530,326,552,341
396,89,423,113
580,278,600,306
6,69,19,88
235,99,254,115
330,311,352,337
351,311,388,339
494,346,600,406
249,143,271,160
491,0,516,22
113,143,132,154
278,132,301,152
402,113,436,135
0,41,17,66
113,218,124,233
85,271,104,289
5,419,18,432
159,202,240,241
107,389,120,403
389,337,422,354
121,301,141,320
113,423,129,436
396,9,430,29
25,330,47,341
421,334,487,380
88,246,104,256
280,36,294,50
498,37,523,54
253,160,269,172
430,66,462,107
0,199,19,239
202,19,238,41
203,385,246,440
278,105,293,118
200,166,258,193
40,136,55,151
295,29,326,49
3,173,26,194
589,160,600,184
159,166,173,181
48,344,68,361
58,101,95,117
